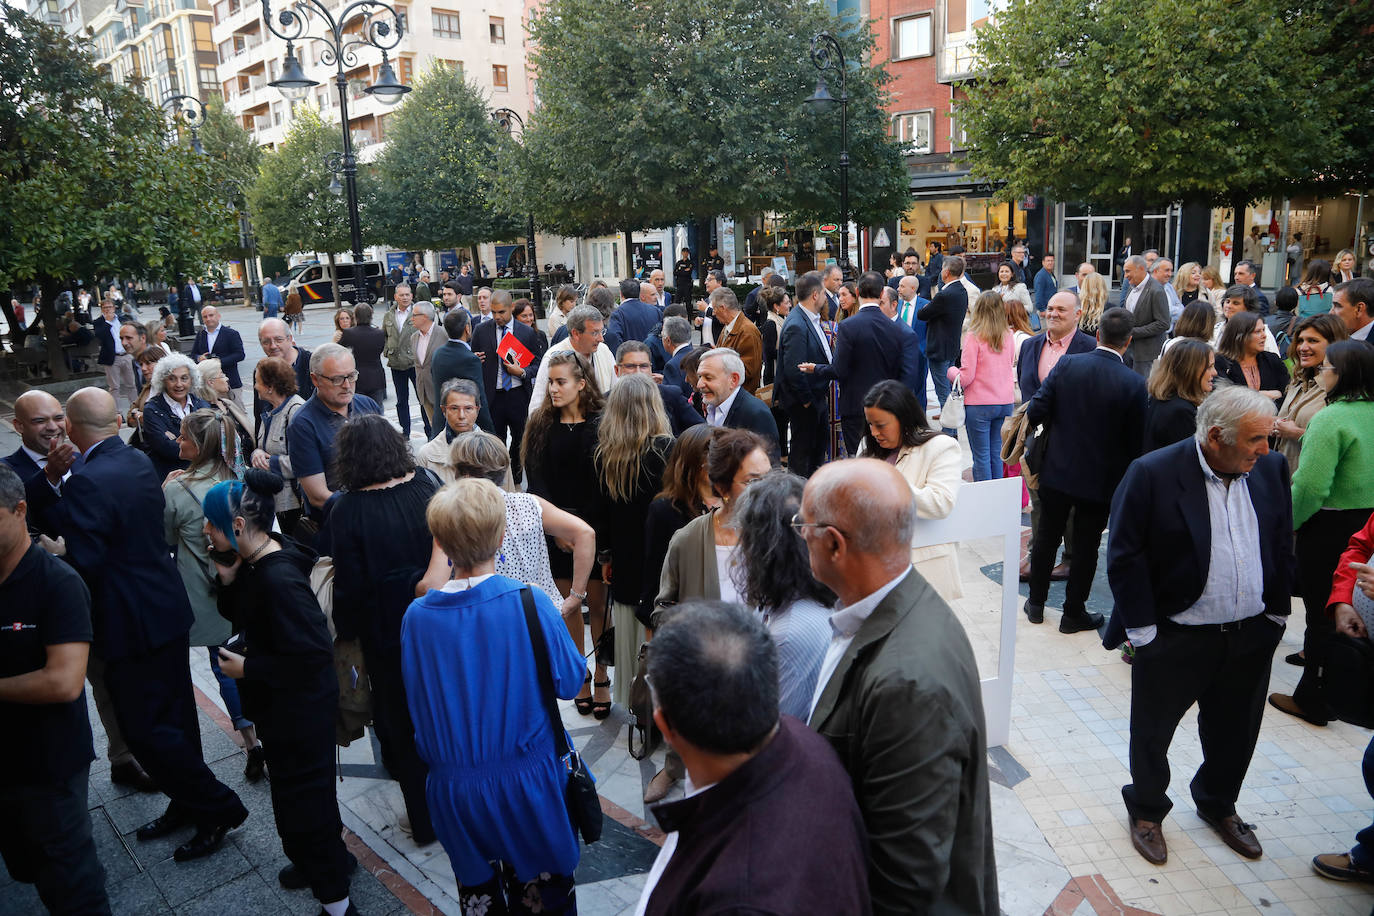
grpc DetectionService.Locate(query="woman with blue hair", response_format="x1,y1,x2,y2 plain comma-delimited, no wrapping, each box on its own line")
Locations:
204,470,357,915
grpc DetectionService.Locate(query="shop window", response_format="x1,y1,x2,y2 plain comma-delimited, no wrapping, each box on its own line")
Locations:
489,16,505,43
892,111,933,156
432,9,460,39
893,14,932,60
492,64,508,90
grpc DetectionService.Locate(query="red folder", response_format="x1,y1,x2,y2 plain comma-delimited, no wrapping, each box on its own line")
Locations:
496,330,536,368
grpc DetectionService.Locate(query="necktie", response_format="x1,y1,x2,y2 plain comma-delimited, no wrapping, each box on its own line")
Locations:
498,326,512,390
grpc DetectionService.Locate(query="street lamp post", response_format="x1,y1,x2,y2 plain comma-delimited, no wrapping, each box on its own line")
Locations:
491,107,541,312
263,0,411,307
806,32,850,278
160,93,207,155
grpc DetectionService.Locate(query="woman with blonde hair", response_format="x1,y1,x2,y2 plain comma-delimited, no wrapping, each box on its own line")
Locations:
1332,248,1358,285
947,290,1016,480
144,319,172,359
1172,261,1203,305
1078,271,1108,334
594,373,674,711
1199,264,1227,316
195,357,254,475
1143,339,1218,452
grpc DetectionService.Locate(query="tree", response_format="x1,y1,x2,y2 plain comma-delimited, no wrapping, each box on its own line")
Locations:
371,63,524,266
0,7,237,376
512,0,908,267
198,96,263,273
247,106,370,307
957,0,1354,256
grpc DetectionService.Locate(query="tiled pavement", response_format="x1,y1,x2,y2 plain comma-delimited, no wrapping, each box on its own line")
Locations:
5,299,1374,915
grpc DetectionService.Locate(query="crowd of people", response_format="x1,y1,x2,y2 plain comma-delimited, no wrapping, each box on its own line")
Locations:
2,255,1373,915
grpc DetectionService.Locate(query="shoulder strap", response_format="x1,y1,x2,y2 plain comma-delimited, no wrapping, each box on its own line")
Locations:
520,587,571,758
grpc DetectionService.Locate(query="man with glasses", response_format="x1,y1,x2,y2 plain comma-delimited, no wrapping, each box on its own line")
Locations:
528,304,617,413
254,318,313,430
614,341,702,435
287,343,380,519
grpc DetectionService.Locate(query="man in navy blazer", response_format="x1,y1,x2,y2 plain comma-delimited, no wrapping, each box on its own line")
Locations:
1024,308,1145,634
613,342,703,435
5,391,82,536
470,289,541,483
190,305,247,400
777,271,834,476
917,256,971,419
697,348,780,463
1106,386,1292,866
41,388,248,860
605,279,663,352
429,308,494,434
802,271,906,454
660,316,696,397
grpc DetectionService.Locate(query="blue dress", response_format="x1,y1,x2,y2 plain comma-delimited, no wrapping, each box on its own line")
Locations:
400,575,587,885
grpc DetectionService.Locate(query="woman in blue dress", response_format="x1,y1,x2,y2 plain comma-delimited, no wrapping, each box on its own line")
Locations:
402,477,587,915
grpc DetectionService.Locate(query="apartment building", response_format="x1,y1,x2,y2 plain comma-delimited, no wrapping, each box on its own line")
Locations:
87,0,220,113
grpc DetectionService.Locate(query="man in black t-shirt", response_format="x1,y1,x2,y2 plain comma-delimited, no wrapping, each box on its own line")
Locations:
0,464,110,914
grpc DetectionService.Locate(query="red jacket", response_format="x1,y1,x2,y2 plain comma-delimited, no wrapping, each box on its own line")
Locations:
1329,510,1374,611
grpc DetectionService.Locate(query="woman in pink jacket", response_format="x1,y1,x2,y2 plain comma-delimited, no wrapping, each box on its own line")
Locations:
949,291,1017,481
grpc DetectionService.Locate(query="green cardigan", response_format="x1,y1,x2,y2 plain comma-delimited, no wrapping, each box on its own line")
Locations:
1291,400,1374,528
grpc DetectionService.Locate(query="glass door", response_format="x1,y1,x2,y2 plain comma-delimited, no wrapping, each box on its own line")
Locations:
1089,217,1117,284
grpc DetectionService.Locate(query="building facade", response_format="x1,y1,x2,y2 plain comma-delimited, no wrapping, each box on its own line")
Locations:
88,0,220,115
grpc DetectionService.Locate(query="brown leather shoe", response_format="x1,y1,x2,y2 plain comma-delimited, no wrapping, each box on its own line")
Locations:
1268,692,1328,726
1129,818,1167,865
1050,562,1071,581
643,766,679,804
1198,810,1262,859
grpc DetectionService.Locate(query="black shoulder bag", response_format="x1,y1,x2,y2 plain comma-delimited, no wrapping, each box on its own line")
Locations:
520,587,603,845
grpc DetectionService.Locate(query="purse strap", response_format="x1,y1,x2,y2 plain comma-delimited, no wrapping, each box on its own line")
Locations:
520,587,572,760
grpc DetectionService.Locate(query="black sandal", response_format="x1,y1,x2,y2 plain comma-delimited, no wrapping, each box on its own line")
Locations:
573,674,594,716
592,679,612,720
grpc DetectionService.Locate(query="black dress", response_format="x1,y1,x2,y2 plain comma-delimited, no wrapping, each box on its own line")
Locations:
526,415,601,580
217,538,350,903
1143,396,1198,453
339,325,387,400
637,496,694,626
595,436,674,607
322,470,441,845
1219,351,1290,403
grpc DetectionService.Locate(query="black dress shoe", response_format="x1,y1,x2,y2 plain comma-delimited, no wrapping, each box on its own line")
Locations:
244,745,267,782
1023,601,1044,624
1059,611,1104,634
136,806,189,841
110,761,158,793
280,853,357,889
315,904,359,916
173,808,248,863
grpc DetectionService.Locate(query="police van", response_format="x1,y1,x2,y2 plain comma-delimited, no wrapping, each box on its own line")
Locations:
287,260,385,307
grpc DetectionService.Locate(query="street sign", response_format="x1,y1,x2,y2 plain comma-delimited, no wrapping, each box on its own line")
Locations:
873,227,891,248
819,223,839,233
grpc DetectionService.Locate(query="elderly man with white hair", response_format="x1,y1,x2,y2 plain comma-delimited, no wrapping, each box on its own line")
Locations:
694,347,779,462
409,300,448,437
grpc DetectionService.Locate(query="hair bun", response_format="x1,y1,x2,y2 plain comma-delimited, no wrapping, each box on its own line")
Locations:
243,468,285,497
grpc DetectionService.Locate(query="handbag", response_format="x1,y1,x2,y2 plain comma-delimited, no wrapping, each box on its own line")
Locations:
1325,633,1374,728
627,641,661,760
520,587,603,844
312,555,374,746
940,377,966,428
755,383,774,408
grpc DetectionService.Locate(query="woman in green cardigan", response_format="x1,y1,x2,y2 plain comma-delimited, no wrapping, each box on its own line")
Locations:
1271,341,1374,726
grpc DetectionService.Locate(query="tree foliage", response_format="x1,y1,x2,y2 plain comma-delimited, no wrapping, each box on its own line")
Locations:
511,0,909,237
370,63,524,250
0,7,236,374
198,96,263,263
957,0,1358,213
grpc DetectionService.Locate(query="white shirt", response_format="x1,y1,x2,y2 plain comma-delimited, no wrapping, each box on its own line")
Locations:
439,573,493,592
802,306,832,361
22,443,72,485
162,393,192,420
111,322,126,355
959,276,981,303
1353,321,1372,342
205,326,220,354
1124,280,1144,313
808,567,912,721
706,386,741,427
633,776,717,916
189,284,201,304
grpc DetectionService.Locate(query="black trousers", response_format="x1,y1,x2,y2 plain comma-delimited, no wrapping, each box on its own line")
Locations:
1292,507,1374,719
364,642,434,845
786,402,826,477
281,825,352,905
1123,616,1283,823
104,637,246,826
1027,485,1109,616
391,367,417,436
840,413,867,457
0,766,110,915
1028,486,1076,565
490,388,530,482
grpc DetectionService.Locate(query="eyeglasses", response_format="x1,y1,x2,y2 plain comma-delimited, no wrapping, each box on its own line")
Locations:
319,371,359,386
790,513,844,538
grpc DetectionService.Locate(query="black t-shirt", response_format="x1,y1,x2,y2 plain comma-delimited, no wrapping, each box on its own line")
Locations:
0,544,95,784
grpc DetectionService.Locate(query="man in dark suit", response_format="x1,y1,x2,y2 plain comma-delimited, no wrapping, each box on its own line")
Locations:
649,268,672,312
1332,277,1374,345
712,286,764,394
802,460,997,915
777,271,834,477
470,289,541,483
802,271,906,454
925,241,944,282
1023,308,1145,633
696,347,779,463
614,342,703,435
887,248,931,300
605,279,662,352
1120,255,1172,378
1234,260,1271,316
429,307,493,434
660,316,696,396
917,256,970,425
1107,386,1292,866
190,305,247,402
40,389,248,862
672,248,694,308
886,278,926,398
822,264,844,321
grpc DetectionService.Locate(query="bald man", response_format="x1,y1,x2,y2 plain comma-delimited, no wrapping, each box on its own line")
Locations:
802,459,996,915
190,305,246,403
44,389,248,862
4,391,79,534
254,318,313,428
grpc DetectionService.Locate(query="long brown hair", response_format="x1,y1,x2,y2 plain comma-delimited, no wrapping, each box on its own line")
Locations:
1147,339,1214,406
656,424,715,516
521,351,604,478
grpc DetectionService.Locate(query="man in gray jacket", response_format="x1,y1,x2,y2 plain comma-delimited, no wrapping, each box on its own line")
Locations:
382,283,419,436
1120,255,1171,378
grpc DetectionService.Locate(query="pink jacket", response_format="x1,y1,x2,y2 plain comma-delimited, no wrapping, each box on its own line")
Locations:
948,330,1016,406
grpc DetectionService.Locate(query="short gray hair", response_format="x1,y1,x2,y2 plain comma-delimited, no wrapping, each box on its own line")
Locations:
566,304,604,334
709,286,740,313
149,352,201,397
0,462,24,511
1125,255,1148,271
440,377,480,405
1194,385,1276,446
394,282,411,293
413,301,436,320
1151,258,1174,274
701,347,745,382
309,342,352,375
664,316,693,346
943,255,965,277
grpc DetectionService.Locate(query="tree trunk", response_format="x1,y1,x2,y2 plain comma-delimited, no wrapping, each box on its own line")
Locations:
327,252,342,309
0,290,23,354
1230,192,1248,284
40,278,69,382
470,246,484,285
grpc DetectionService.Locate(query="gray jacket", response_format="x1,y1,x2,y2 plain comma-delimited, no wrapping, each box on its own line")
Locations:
1126,276,1172,364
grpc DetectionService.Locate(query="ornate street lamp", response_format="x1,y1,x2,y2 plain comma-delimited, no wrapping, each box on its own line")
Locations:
806,32,850,277
263,0,412,305
491,107,541,311
160,92,207,155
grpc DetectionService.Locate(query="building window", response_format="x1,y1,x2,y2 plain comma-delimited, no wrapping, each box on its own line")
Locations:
893,14,932,60
199,67,217,88
489,16,505,43
439,59,463,76
948,112,969,151
431,10,460,39
492,64,508,90
892,111,933,156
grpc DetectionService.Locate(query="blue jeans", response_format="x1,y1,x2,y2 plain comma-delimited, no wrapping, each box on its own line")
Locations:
207,647,252,731
929,358,955,433
1351,734,1374,869
965,403,1012,481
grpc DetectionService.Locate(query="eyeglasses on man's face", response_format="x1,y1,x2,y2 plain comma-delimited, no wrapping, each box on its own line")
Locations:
319,371,359,386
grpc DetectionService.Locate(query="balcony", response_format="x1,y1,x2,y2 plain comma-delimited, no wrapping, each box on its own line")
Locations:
935,0,984,84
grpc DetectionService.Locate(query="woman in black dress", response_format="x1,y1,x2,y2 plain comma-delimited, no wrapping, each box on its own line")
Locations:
338,302,387,406
637,424,717,628
522,350,608,714
206,470,356,915
1143,339,1217,452
1217,311,1289,403
322,414,442,847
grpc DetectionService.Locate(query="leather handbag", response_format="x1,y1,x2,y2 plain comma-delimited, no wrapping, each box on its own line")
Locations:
1325,633,1374,728
520,587,603,844
941,377,966,428
627,641,661,760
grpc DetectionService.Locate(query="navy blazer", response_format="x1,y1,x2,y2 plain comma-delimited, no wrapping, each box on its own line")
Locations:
647,333,670,373
1026,349,1146,503
815,306,905,419
723,389,781,463
892,315,924,394
4,447,84,536
190,325,247,388
45,436,194,660
141,393,211,479
917,281,968,364
776,307,830,411
662,344,693,397
1107,439,1294,632
429,340,495,434
1017,329,1098,402
470,318,540,403
605,299,661,352
659,383,704,435
93,316,120,366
